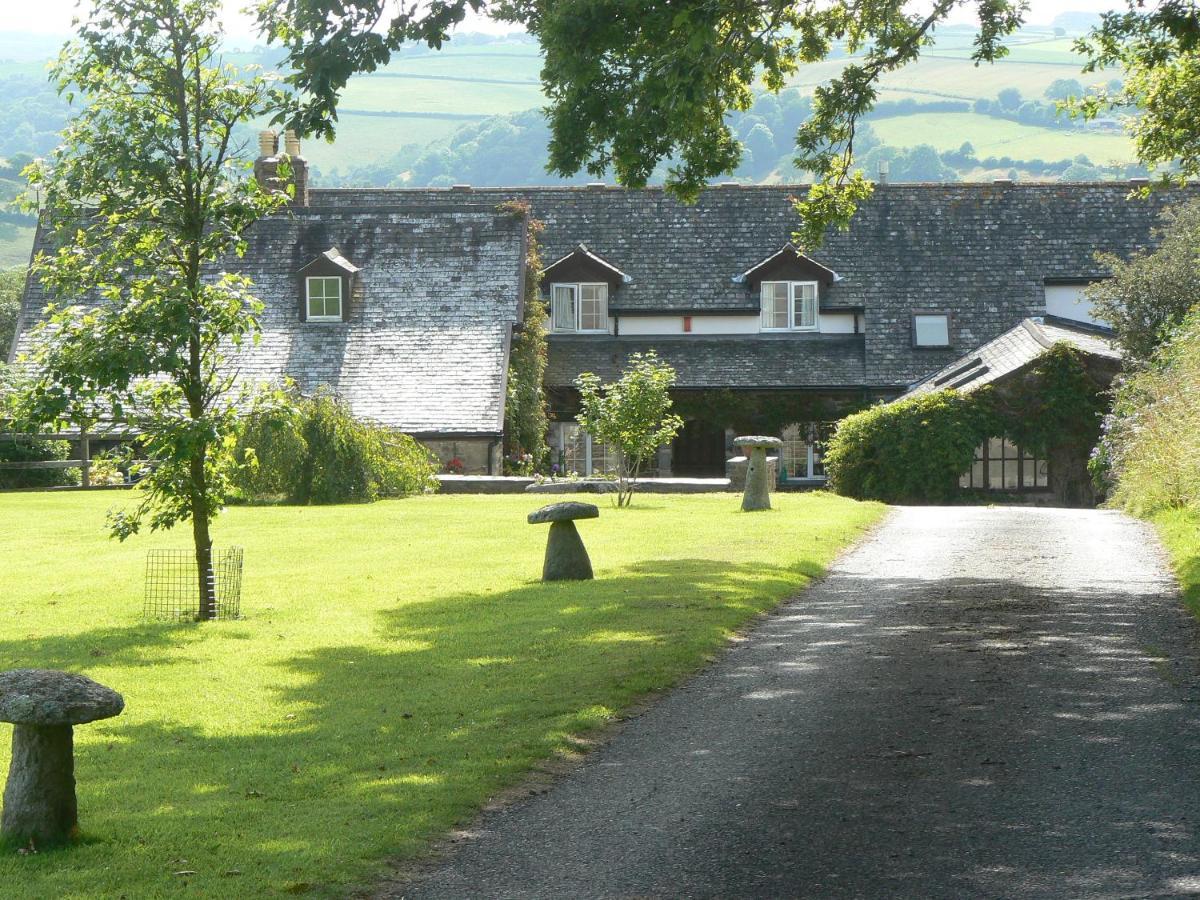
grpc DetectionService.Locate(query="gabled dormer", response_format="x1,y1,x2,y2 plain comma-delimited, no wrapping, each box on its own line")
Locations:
298,247,360,323
541,244,630,333
734,244,841,333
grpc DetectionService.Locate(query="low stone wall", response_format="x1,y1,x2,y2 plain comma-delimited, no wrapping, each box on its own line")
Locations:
437,475,535,494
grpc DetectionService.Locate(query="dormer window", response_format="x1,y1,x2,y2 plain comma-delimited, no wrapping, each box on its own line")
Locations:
761,281,818,332
551,282,608,333
298,246,360,323
306,276,343,321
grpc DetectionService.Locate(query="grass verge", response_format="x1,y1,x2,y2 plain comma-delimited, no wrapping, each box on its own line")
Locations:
1152,507,1200,616
0,490,883,897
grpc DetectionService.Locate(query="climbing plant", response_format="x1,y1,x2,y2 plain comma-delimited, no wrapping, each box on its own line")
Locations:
825,343,1108,504
498,200,549,475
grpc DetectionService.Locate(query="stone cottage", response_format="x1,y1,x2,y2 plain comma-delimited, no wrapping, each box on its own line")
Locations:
10,133,1196,483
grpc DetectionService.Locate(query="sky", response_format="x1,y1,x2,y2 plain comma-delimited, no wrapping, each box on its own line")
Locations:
0,0,1128,42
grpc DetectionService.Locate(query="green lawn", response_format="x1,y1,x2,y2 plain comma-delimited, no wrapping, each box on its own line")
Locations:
0,490,882,897
1153,508,1200,616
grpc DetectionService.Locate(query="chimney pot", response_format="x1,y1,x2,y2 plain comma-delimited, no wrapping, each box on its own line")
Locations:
877,159,889,185
258,130,277,158
451,184,472,192
284,129,301,157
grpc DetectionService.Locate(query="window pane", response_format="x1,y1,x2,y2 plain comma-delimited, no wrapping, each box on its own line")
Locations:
761,283,788,329
1022,460,1036,488
971,459,984,487
560,423,585,474
1036,459,1049,487
1003,460,1019,489
552,285,576,331
309,279,324,300
988,437,1003,459
308,296,323,318
1003,439,1020,461
794,283,817,329
914,314,950,346
323,279,341,317
579,283,607,331
988,459,1003,489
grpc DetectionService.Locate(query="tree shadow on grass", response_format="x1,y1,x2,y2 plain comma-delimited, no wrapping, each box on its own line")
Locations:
0,556,822,896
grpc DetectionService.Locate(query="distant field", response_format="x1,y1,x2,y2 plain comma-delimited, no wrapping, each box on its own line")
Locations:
869,112,1133,163
302,114,476,176
0,227,34,268
337,75,543,116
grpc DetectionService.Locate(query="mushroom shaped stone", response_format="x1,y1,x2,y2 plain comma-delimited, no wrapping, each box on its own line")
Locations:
527,502,600,582
734,435,784,512
0,669,124,847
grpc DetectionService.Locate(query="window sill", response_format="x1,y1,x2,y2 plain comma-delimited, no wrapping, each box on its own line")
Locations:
913,344,952,350
306,316,345,323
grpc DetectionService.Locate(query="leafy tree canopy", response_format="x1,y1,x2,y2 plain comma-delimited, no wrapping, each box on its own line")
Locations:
1075,0,1200,186
255,0,1024,246
1086,199,1200,366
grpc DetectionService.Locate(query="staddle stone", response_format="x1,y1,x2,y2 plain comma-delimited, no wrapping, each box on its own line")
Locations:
526,501,600,525
0,669,124,847
528,502,600,581
734,436,783,512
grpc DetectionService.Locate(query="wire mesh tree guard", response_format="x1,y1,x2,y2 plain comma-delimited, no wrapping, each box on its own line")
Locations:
144,548,243,621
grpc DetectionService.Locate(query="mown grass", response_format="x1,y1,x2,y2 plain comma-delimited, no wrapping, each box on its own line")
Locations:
0,490,882,898
1153,508,1200,617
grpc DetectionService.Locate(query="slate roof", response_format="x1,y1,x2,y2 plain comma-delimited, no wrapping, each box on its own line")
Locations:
310,183,1196,389
14,204,526,435
902,316,1121,397
545,334,866,389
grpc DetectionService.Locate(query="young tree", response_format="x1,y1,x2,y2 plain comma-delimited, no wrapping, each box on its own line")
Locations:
574,352,683,508
1086,200,1200,366
255,0,1024,245
11,0,290,619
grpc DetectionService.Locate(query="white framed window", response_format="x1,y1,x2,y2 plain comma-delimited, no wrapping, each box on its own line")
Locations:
551,282,608,332
306,276,343,321
760,281,818,331
913,313,951,347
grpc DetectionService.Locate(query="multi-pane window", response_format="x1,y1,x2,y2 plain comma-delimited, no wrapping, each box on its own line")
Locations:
913,313,950,347
780,422,836,480
306,276,343,321
552,422,622,476
551,282,608,332
761,281,818,331
960,437,1049,491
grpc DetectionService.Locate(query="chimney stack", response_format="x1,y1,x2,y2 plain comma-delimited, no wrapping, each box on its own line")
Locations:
253,128,309,207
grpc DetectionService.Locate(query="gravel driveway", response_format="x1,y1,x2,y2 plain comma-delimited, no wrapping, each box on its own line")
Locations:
390,506,1200,899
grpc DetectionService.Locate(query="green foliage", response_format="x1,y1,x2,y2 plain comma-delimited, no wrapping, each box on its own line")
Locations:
1086,200,1200,366
0,266,21,361
575,351,684,507
827,345,1109,504
258,0,1024,244
9,0,292,617
997,344,1107,458
0,435,75,489
233,388,437,505
498,200,549,475
1096,306,1200,514
824,390,996,503
1074,2,1200,186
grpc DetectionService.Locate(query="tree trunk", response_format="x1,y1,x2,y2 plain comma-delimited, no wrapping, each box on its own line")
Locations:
191,454,216,621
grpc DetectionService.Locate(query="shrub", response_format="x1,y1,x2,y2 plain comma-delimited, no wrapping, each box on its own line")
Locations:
0,435,77,489
233,389,438,504
1095,306,1200,514
824,391,994,503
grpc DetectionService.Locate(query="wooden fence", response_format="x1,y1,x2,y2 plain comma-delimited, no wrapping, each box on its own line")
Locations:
0,426,137,490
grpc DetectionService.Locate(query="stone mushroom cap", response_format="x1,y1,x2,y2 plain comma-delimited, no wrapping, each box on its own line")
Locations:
527,501,601,525
734,435,784,449
0,669,124,727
